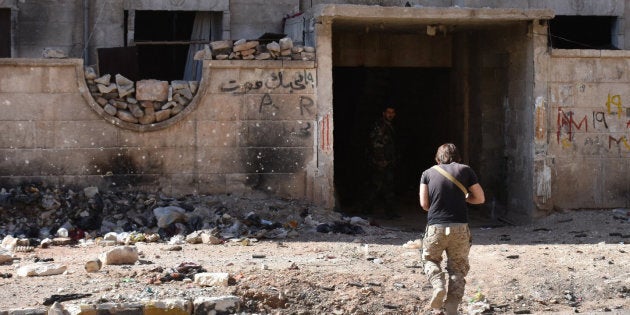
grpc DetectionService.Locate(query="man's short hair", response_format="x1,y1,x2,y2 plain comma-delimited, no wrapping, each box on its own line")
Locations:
435,143,461,164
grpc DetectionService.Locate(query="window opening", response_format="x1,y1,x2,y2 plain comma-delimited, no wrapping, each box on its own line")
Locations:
548,16,618,49
0,9,10,57
108,10,221,82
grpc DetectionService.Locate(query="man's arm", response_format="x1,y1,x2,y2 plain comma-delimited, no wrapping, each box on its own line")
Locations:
466,183,485,204
419,183,430,211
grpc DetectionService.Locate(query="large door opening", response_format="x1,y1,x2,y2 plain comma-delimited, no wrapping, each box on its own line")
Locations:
333,67,455,216
323,6,547,224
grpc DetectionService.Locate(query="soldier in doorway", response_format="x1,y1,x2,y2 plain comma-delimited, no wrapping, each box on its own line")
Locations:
363,105,400,219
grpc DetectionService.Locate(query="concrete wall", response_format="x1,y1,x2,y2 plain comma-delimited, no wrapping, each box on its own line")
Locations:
0,58,318,201
333,31,452,67
468,25,529,221
3,1,628,60
543,50,630,210
12,0,85,58
229,0,298,40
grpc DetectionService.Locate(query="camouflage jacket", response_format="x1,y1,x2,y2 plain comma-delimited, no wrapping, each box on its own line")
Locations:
368,118,397,168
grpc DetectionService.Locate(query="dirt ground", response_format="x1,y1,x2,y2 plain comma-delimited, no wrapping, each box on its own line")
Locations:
0,204,628,314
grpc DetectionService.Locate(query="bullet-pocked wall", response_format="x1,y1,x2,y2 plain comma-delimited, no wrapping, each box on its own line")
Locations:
0,58,317,200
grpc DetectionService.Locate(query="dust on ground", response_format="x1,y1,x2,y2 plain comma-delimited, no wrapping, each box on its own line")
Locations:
0,189,628,314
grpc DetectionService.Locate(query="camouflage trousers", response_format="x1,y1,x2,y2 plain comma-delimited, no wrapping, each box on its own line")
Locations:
422,223,471,313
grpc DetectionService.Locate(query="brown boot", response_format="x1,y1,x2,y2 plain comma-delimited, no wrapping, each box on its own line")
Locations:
429,273,446,309
430,287,446,309
444,301,458,315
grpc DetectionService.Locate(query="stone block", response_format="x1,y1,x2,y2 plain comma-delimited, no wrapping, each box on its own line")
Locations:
54,120,118,148
194,272,229,287
136,80,169,102
118,121,196,147
143,298,192,315
196,148,245,174
551,158,599,209
0,149,43,176
0,121,36,149
550,57,596,83
46,66,80,93
0,94,56,120
195,174,227,195
99,246,139,265
196,121,239,147
195,94,240,121
595,58,630,82
16,262,67,277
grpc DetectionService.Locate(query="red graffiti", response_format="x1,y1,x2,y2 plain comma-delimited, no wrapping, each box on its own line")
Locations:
557,107,588,143
320,114,331,152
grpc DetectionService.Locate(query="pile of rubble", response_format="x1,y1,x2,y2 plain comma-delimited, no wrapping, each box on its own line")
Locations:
0,184,366,248
196,37,316,61
85,68,199,125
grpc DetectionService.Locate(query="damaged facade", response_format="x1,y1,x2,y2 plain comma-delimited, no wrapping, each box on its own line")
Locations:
0,0,629,223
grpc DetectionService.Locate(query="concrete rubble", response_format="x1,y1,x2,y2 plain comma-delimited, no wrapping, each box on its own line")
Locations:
0,185,362,245
85,69,200,126
0,184,370,313
196,37,316,61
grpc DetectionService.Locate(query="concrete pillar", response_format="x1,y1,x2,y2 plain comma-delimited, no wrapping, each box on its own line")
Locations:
313,15,334,208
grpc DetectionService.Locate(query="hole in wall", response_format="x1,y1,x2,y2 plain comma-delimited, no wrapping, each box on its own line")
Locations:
548,16,619,49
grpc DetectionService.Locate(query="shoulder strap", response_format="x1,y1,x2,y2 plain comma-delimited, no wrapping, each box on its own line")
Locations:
432,165,469,198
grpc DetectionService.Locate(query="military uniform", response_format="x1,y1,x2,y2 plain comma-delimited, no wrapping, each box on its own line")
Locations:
364,117,397,216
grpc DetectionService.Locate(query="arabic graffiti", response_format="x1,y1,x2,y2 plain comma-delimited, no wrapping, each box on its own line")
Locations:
219,70,315,94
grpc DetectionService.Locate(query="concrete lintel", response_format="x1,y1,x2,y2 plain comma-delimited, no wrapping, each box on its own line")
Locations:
123,0,229,12
313,4,555,25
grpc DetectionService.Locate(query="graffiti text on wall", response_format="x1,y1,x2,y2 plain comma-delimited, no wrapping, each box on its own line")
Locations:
557,93,630,150
219,70,315,95
257,93,315,116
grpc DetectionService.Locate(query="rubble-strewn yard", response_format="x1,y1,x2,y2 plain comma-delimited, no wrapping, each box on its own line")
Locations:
0,185,628,314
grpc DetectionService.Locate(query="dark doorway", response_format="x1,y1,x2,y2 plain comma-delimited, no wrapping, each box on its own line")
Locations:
0,9,10,58
133,11,195,81
333,67,452,215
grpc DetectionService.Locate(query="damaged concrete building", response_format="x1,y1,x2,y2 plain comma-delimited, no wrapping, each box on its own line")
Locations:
0,0,629,224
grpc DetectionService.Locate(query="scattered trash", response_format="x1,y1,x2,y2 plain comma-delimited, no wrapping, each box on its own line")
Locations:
316,222,364,235
43,293,92,306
